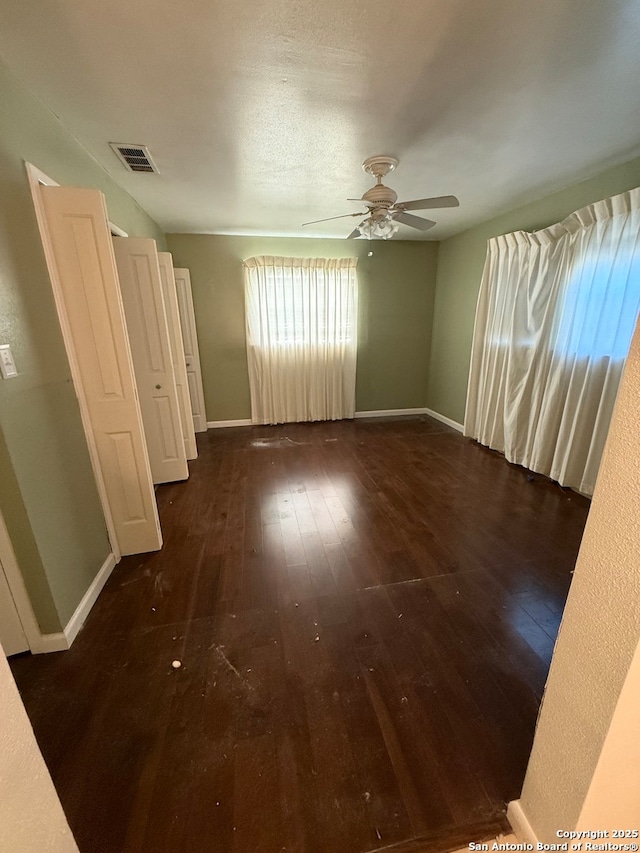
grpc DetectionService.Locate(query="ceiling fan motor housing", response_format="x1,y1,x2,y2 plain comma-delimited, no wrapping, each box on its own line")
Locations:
362,183,398,208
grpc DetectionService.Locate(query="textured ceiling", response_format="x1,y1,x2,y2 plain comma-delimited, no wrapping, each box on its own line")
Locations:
1,0,639,239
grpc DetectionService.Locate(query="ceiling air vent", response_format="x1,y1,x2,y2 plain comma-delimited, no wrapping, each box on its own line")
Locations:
109,143,159,174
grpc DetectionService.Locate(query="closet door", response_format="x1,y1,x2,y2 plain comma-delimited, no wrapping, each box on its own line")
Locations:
173,268,208,432
40,186,161,556
157,254,197,459
113,238,189,484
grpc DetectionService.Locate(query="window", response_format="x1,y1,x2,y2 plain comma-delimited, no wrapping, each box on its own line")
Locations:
253,261,355,347
243,256,358,424
466,187,640,495
555,234,640,360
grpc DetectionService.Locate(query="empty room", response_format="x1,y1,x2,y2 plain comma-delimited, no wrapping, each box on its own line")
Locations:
0,2,639,852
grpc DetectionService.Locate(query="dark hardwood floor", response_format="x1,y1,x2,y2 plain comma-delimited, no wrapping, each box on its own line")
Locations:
10,416,591,853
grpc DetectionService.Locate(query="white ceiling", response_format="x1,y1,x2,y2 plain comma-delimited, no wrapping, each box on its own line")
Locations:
1,0,639,240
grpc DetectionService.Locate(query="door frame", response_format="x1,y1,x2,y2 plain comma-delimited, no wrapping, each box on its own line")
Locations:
157,253,198,460
26,162,125,562
173,267,208,432
0,506,52,654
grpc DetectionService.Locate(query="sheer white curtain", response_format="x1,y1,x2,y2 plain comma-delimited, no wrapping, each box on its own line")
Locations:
465,188,640,495
243,256,358,425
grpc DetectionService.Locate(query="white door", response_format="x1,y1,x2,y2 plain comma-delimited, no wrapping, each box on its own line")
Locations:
173,268,208,432
40,186,162,556
113,239,189,484
157,253,197,460
0,560,28,656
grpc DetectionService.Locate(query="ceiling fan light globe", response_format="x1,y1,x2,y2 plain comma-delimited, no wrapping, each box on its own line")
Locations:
357,214,399,240
370,208,388,221
374,218,399,239
357,219,375,239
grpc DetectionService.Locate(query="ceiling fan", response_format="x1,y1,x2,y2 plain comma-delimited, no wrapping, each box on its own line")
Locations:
302,155,459,239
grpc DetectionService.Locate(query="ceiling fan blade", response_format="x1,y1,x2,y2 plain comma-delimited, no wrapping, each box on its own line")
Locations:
302,212,365,226
347,198,376,207
346,228,361,239
395,195,460,211
393,212,437,231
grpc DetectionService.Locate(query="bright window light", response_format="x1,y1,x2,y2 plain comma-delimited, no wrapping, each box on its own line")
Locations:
555,236,640,360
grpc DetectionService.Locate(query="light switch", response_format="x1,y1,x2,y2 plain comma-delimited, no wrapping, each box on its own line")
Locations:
0,344,18,379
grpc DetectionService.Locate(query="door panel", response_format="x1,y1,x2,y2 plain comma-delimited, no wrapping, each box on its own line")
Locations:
186,373,202,421
113,239,189,484
41,186,161,556
173,267,208,432
157,254,197,459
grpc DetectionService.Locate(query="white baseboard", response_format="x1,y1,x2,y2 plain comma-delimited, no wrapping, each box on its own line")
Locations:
208,412,428,426
507,800,540,846
354,407,428,419
29,631,70,654
206,419,253,429
204,410,464,430
63,552,116,647
423,407,464,433
30,551,115,653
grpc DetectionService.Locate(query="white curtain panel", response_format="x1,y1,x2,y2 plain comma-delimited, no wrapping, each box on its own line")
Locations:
465,188,640,496
243,256,358,425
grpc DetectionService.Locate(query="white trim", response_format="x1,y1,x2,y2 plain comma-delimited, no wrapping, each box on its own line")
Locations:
25,162,60,189
0,508,48,653
27,553,116,654
354,407,428,419
206,419,253,429
207,410,448,427
423,407,464,432
109,221,128,237
25,162,121,561
30,632,69,654
507,800,540,846
62,552,117,647
0,506,117,655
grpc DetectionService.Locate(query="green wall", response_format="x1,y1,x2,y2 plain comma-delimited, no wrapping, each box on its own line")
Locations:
166,235,438,421
427,154,640,425
0,61,165,631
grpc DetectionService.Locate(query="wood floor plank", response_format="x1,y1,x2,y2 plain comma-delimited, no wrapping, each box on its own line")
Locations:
233,732,284,852
323,620,414,850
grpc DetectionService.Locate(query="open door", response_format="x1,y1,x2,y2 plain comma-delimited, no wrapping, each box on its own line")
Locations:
157,253,197,460
173,268,208,432
39,186,162,556
112,238,188,484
